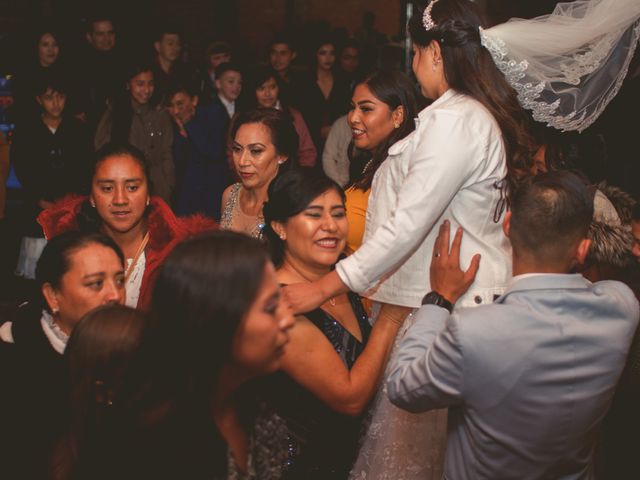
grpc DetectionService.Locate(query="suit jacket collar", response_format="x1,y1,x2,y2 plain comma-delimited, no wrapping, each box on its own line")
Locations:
495,273,591,304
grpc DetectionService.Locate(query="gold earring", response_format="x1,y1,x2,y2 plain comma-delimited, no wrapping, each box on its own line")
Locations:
393,122,400,129
279,233,286,240
52,308,59,315
90,200,96,207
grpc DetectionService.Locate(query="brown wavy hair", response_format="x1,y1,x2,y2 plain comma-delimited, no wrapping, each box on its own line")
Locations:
409,0,535,195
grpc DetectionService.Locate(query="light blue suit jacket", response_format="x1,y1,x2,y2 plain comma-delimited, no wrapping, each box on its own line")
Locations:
387,274,639,480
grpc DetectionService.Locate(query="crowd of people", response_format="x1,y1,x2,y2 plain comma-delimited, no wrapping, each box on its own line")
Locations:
1,0,640,479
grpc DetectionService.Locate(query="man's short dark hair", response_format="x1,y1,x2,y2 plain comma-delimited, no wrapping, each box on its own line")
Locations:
86,13,114,33
154,21,182,43
165,82,197,104
214,62,241,79
270,31,296,51
509,171,594,260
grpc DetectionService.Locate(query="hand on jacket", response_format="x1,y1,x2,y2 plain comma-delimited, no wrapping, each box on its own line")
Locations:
430,220,480,304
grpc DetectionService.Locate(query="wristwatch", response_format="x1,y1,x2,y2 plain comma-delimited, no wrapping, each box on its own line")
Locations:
421,291,453,313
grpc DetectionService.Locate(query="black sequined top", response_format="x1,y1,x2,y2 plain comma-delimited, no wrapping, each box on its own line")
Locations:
262,292,372,480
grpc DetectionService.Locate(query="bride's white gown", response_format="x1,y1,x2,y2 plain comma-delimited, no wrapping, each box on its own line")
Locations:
350,312,448,480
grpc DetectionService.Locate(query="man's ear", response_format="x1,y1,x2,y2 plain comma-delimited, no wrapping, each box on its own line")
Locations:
502,211,512,238
575,238,591,265
192,95,199,108
153,41,161,54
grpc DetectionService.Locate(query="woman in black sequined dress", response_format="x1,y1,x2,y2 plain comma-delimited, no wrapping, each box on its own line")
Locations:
262,169,410,479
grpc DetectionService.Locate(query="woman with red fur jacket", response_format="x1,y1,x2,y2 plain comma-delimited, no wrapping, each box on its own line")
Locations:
38,143,217,310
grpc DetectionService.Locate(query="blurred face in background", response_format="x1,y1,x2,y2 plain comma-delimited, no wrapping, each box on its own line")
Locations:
340,46,360,74
87,20,115,52
255,77,279,109
37,88,66,119
38,33,60,67
216,70,242,102
209,52,231,71
128,71,154,106
270,43,296,74
155,33,182,64
168,91,198,125
316,43,335,72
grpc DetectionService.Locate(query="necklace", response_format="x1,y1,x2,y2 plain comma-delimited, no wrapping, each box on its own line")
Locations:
124,232,150,283
285,263,337,307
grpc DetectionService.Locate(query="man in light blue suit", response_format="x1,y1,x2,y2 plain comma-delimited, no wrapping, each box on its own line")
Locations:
388,171,639,480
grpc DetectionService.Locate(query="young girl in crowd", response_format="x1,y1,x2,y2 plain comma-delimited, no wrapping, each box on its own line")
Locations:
0,231,126,479
51,304,146,480
38,143,216,309
12,74,90,279
243,66,317,167
94,63,175,203
298,38,351,153
221,108,297,238
262,169,410,479
131,231,293,479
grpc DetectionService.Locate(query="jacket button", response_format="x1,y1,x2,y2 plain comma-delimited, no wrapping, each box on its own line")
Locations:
474,296,482,304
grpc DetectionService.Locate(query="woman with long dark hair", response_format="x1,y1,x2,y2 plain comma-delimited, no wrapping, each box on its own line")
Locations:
51,304,146,480
297,38,351,153
344,70,423,254
134,231,294,479
94,62,175,202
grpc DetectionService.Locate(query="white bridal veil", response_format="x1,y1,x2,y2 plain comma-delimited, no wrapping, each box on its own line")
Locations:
480,0,640,132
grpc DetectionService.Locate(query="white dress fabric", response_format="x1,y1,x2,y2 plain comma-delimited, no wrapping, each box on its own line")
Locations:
480,0,640,132
336,89,511,309
350,310,448,480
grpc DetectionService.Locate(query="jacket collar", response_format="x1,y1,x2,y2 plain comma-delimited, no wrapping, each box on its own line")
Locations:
495,273,591,304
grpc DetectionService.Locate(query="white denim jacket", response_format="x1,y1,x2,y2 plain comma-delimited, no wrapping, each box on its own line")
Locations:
336,89,512,308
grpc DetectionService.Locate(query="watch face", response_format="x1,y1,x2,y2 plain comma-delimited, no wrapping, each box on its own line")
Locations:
422,291,443,305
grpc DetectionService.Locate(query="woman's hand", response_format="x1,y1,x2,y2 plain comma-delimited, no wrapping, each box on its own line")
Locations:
283,270,350,314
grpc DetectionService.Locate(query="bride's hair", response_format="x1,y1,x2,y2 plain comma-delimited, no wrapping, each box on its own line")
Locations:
409,0,535,194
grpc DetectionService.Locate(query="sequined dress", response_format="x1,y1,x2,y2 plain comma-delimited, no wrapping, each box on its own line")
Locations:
220,183,265,239
263,292,372,480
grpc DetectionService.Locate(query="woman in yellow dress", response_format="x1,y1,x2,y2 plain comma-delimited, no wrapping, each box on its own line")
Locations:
344,71,423,254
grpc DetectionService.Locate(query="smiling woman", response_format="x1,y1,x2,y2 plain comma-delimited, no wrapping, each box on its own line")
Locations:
37,144,217,310
259,169,411,478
